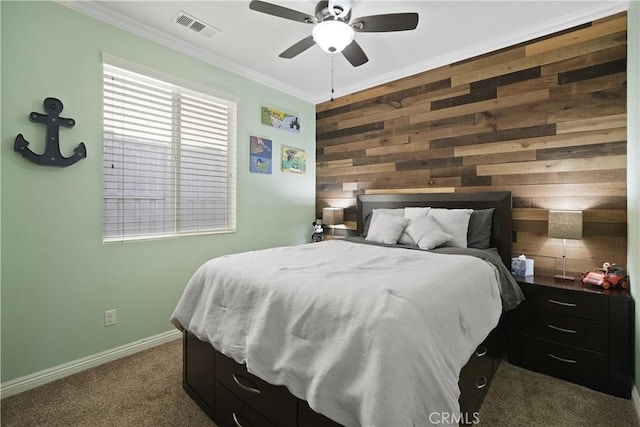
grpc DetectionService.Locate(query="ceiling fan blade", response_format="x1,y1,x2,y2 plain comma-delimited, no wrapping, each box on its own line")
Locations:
249,0,316,24
279,35,317,59
342,40,368,67
351,13,419,32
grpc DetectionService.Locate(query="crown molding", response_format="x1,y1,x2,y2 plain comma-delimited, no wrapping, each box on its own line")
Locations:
57,0,316,102
58,1,629,105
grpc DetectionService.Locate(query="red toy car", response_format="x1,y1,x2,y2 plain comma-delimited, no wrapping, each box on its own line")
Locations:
582,264,629,289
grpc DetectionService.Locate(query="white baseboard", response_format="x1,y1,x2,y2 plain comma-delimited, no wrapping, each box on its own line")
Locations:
0,329,182,399
632,384,640,425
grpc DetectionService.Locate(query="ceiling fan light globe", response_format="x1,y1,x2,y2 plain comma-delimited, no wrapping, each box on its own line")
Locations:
312,20,354,54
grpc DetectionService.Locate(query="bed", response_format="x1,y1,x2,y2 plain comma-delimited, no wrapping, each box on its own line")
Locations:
171,191,523,427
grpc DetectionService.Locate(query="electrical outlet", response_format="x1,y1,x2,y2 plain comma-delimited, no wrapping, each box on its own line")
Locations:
104,309,117,327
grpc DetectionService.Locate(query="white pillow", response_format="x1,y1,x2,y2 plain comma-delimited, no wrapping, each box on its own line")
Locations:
405,215,453,250
428,208,473,248
398,207,431,245
404,207,430,220
372,208,405,217
366,213,411,245
363,208,404,237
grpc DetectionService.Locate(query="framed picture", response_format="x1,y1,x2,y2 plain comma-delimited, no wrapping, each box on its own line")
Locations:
249,135,272,174
281,145,306,174
261,106,300,133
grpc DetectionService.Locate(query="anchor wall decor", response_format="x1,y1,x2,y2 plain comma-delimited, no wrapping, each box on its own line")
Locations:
14,97,87,167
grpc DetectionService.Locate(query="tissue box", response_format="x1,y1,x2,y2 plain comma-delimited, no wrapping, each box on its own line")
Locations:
511,257,534,276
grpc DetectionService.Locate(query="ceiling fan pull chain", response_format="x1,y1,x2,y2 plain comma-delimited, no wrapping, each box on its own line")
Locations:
330,54,335,102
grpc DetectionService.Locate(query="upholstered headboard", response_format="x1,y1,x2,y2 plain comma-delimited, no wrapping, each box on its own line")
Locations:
356,192,512,268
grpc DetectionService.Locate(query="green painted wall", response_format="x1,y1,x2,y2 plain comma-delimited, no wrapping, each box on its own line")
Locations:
0,1,315,382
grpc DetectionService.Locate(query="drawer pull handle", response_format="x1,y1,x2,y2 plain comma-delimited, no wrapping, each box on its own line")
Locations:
232,374,261,394
548,324,576,334
475,376,488,389
232,413,246,427
548,353,577,364
476,346,488,357
548,299,576,307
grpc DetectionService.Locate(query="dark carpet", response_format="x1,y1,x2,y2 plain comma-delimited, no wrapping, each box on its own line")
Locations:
2,339,637,426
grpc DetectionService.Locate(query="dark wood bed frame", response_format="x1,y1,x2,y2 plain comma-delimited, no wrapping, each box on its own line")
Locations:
182,191,513,427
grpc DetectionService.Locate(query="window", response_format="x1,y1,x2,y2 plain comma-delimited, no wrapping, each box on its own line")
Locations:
102,61,237,242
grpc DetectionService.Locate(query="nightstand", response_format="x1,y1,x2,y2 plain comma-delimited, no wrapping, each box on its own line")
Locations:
508,275,633,398
323,222,357,240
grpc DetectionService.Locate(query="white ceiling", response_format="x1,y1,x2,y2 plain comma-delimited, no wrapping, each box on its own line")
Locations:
65,0,629,104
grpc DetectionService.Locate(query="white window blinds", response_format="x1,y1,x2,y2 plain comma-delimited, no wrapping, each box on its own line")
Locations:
103,62,237,242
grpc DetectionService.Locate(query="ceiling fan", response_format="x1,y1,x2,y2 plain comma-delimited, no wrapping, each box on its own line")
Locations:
249,0,419,67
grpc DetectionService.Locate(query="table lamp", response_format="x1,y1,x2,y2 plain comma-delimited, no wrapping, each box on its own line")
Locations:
322,207,344,236
548,210,583,280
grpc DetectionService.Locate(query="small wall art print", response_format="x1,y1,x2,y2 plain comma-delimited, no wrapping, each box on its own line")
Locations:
261,106,300,133
249,135,272,174
281,145,306,174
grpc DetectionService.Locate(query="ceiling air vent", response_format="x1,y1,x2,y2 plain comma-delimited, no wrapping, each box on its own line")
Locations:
173,11,219,38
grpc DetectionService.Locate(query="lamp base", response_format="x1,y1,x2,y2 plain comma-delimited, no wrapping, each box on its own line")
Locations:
554,274,575,281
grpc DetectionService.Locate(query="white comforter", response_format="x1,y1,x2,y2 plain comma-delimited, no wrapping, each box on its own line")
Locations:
170,240,503,427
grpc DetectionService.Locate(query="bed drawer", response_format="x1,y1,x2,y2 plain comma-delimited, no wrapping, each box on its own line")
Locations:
459,345,492,413
215,382,275,427
522,336,608,390
523,311,608,353
215,351,297,427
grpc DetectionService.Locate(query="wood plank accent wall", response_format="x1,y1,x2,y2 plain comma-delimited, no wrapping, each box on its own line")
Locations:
316,13,628,277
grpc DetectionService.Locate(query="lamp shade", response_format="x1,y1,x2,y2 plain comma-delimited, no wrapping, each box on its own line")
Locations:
548,210,583,240
312,20,354,53
322,207,344,226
